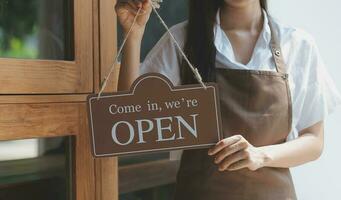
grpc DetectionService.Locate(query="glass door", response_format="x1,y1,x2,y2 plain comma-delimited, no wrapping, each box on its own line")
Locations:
0,0,96,200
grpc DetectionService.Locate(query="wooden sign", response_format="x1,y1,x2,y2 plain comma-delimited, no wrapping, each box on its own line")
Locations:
87,73,222,157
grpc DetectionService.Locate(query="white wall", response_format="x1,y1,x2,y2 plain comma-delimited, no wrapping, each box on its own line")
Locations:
269,1,341,199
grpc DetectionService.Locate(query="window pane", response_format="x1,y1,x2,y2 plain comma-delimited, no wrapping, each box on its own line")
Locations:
0,136,74,200
0,0,74,60
119,152,169,166
117,0,188,61
120,184,175,200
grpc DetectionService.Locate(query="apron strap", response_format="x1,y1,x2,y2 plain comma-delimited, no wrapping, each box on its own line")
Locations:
267,15,287,74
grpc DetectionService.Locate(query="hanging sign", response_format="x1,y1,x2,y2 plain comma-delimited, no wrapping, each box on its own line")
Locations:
87,73,222,157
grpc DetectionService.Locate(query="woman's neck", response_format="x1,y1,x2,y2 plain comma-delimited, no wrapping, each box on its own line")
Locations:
220,2,263,31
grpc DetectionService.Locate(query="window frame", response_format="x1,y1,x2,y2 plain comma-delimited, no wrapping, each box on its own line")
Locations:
0,0,93,94
0,0,96,199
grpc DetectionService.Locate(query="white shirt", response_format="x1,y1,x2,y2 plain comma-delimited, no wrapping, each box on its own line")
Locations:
140,10,341,147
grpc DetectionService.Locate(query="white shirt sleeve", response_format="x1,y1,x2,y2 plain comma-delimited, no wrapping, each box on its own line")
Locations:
139,22,188,86
295,39,341,132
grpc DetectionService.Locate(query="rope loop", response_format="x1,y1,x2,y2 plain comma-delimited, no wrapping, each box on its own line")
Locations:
97,3,206,100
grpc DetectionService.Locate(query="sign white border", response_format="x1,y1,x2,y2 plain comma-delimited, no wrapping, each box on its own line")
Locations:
88,75,222,157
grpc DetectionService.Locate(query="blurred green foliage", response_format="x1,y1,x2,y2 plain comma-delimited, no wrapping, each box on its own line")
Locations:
0,0,39,59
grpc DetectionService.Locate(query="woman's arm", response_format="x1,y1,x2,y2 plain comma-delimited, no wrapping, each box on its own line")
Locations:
119,34,143,91
208,121,324,171
259,121,324,168
115,0,152,91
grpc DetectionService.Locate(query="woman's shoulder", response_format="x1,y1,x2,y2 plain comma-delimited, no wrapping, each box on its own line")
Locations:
269,16,317,50
144,20,188,62
169,20,188,36
140,20,188,86
156,20,188,48
269,16,324,81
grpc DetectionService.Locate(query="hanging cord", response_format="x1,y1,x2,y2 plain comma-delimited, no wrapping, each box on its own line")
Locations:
97,7,142,100
97,3,206,100
150,5,206,89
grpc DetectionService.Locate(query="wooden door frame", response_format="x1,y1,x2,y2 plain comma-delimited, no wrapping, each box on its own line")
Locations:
0,0,100,199
0,99,96,200
94,0,119,199
0,0,179,199
0,0,93,94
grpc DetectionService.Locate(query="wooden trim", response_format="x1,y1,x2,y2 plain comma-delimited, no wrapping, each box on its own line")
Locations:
0,59,77,94
99,0,119,92
75,104,96,200
0,103,81,141
0,0,93,94
74,0,93,93
0,0,97,199
95,158,118,200
93,0,100,94
119,160,180,194
95,0,119,200
0,102,97,200
0,94,88,104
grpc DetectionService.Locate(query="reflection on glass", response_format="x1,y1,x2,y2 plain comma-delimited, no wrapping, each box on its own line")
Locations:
119,152,173,200
0,136,74,200
0,0,74,60
117,0,188,60
119,152,170,166
120,184,175,200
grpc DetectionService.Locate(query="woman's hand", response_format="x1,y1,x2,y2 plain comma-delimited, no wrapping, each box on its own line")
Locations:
115,0,152,38
208,135,270,171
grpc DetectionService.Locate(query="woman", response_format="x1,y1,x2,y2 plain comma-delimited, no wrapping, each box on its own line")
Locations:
115,0,341,199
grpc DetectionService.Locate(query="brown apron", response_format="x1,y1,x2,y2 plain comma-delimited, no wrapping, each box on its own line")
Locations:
173,16,297,200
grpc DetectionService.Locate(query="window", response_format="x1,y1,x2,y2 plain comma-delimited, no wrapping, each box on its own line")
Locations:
0,0,74,60
0,136,74,200
0,0,93,94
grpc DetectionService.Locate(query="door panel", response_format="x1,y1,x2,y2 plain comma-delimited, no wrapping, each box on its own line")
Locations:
0,0,101,199
0,103,80,141
0,136,74,200
0,101,96,200
0,0,93,94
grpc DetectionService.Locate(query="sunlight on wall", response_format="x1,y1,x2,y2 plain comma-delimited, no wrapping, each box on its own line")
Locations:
269,1,341,199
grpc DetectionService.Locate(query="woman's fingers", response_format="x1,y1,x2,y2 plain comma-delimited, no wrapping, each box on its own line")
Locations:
214,139,249,164
127,0,141,9
115,1,141,15
115,2,132,14
142,0,152,11
208,135,264,172
115,0,152,34
227,159,250,171
218,150,249,171
120,0,142,8
124,0,151,14
208,135,242,155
